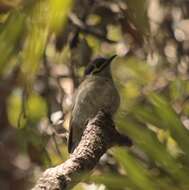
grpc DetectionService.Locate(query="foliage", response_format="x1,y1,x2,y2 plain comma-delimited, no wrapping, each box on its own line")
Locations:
0,0,189,190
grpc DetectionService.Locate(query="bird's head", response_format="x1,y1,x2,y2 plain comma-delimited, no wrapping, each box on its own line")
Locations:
84,55,117,77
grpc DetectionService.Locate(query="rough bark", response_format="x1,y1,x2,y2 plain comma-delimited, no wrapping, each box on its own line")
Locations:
32,111,132,190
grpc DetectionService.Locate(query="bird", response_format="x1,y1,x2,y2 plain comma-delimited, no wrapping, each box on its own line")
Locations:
68,55,120,153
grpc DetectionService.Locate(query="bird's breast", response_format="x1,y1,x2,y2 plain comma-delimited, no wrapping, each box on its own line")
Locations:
71,76,120,129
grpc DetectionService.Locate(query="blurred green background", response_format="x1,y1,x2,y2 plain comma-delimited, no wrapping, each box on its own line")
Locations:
1,0,189,189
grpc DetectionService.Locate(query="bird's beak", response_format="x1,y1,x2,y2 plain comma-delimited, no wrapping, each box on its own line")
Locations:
104,54,117,67
108,54,117,64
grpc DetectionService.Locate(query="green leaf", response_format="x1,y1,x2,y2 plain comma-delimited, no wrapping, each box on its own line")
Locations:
116,114,189,188
90,173,137,190
48,0,72,32
27,93,47,122
113,147,158,190
149,93,189,160
132,105,162,129
7,90,47,127
7,89,22,127
0,11,25,73
21,0,72,81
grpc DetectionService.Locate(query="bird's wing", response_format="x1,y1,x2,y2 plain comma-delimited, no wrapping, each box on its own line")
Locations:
68,78,95,153
68,93,77,153
68,80,88,153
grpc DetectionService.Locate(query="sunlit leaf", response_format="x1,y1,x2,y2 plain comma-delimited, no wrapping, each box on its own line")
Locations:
116,114,189,188
27,93,47,122
48,0,72,32
8,90,47,127
21,0,72,81
148,93,189,160
7,89,22,127
0,11,25,73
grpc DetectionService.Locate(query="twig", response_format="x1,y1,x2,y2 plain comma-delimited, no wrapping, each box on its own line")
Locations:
52,133,63,159
17,87,28,128
69,13,117,44
43,53,53,123
42,53,65,159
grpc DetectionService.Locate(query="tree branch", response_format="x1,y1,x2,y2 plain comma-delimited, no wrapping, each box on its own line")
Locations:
69,13,116,44
32,111,132,190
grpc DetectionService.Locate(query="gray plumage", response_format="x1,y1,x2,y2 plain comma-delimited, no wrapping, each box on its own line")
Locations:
68,55,120,153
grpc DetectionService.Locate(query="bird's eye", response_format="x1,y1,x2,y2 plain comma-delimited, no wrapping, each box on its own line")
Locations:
84,57,107,75
95,61,103,68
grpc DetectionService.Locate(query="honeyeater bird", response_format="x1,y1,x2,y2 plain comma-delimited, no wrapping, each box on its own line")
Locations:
68,55,120,153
